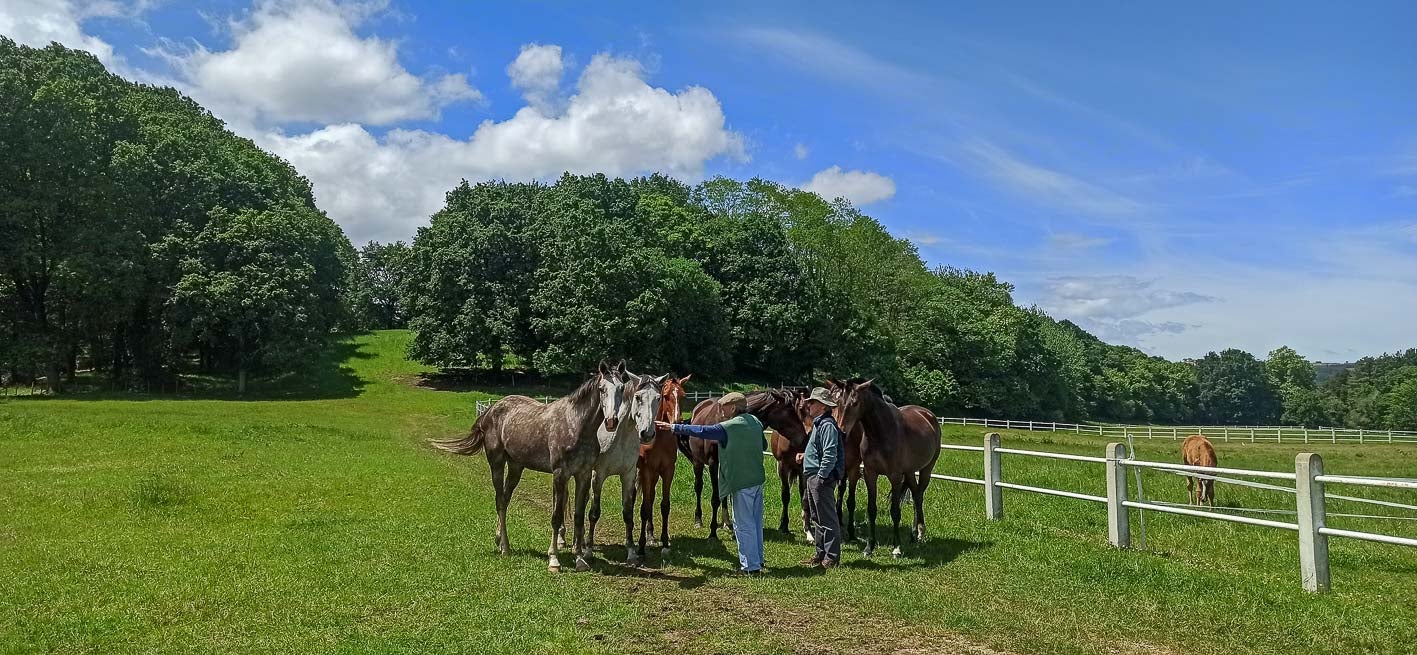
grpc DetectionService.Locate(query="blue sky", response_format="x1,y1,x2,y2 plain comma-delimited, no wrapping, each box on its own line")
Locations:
5,0,1416,361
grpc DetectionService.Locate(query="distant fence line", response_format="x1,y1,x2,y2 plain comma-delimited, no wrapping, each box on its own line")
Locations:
939,417,1417,445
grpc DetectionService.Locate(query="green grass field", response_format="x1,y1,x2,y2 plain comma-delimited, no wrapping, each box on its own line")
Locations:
4,331,1415,654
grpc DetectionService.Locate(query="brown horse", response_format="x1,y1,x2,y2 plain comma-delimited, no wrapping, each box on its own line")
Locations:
1181,434,1217,506
835,378,941,558
434,360,626,572
757,390,812,536
686,389,810,538
636,374,690,559
822,379,867,542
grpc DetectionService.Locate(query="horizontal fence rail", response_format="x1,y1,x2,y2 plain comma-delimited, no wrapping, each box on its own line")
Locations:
939,417,1417,445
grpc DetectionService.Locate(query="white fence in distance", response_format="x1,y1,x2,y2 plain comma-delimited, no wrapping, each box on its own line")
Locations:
940,417,1417,445
937,432,1417,593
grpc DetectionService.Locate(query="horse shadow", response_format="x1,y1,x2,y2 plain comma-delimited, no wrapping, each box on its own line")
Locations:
839,536,991,570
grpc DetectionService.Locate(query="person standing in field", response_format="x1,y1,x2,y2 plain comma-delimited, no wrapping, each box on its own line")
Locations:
796,387,844,569
656,392,768,574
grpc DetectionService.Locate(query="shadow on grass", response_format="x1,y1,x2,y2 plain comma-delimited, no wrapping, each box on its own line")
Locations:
12,336,371,402
839,536,992,569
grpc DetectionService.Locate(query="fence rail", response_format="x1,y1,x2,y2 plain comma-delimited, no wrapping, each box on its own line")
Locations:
930,432,1417,593
939,417,1417,445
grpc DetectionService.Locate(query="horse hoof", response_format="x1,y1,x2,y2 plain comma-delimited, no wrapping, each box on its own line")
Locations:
694,520,703,529
549,559,562,573
863,547,874,558
892,547,903,559
647,537,659,547
575,558,590,572
661,547,671,559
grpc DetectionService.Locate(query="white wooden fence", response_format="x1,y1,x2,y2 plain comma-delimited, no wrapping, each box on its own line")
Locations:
935,432,1417,593
939,417,1417,445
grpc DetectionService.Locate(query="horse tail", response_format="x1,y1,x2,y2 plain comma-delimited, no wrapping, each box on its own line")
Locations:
433,418,488,456
676,433,694,461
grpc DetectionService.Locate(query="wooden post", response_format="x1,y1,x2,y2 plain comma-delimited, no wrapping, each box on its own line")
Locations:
1105,443,1130,548
984,432,1003,520
1296,453,1330,593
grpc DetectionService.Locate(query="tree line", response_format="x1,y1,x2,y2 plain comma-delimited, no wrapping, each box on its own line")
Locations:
4,39,1412,429
1,40,353,393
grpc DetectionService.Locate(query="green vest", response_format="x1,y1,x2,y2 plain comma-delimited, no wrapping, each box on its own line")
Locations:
718,413,767,497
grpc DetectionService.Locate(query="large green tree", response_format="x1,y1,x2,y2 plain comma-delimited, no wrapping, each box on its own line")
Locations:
1195,349,1281,424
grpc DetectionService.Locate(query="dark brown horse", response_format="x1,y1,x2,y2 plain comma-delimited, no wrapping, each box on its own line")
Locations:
686,389,809,538
834,378,940,558
823,379,867,542
636,374,690,559
434,361,626,573
757,390,812,536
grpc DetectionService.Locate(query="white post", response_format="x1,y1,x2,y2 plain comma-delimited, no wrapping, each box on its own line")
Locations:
1250,428,1255,443
984,432,1003,520
1106,443,1130,548
1296,453,1330,593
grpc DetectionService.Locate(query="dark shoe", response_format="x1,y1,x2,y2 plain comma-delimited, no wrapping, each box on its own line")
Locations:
799,557,823,567
821,559,839,570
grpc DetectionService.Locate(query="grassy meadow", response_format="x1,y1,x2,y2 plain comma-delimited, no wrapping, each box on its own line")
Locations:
3,330,1415,654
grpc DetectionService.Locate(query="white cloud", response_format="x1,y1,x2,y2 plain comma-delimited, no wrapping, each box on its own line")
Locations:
963,140,1143,217
1043,275,1216,322
1046,232,1112,250
905,231,941,246
261,51,746,244
0,0,125,64
793,142,809,160
802,165,895,206
506,43,564,113
160,0,480,126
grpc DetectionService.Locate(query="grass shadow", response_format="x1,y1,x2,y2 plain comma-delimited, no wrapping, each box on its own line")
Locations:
839,537,992,570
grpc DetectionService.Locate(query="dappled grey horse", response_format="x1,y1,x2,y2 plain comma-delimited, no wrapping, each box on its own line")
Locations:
434,361,626,572
585,372,666,565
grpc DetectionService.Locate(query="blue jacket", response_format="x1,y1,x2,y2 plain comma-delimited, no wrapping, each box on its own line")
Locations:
803,412,844,479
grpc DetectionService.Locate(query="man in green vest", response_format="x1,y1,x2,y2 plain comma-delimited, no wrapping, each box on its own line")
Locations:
657,392,767,574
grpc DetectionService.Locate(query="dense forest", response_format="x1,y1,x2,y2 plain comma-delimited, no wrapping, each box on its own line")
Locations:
3,40,1414,429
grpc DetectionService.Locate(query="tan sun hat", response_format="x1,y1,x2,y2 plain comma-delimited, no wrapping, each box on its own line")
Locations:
807,387,837,407
717,392,747,408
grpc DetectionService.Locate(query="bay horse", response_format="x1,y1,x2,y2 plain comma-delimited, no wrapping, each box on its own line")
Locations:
686,389,810,538
585,372,666,565
834,378,941,558
636,374,690,560
434,360,626,573
1181,434,1217,506
822,379,867,543
757,390,811,536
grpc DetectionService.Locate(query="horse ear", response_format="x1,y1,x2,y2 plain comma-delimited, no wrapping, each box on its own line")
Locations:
616,360,627,374
654,373,669,386
679,373,692,384
598,360,610,376
863,378,875,388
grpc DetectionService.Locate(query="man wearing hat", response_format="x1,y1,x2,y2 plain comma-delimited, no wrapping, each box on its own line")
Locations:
795,387,844,568
656,392,768,574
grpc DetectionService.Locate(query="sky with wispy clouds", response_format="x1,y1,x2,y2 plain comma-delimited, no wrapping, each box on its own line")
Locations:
5,0,1415,361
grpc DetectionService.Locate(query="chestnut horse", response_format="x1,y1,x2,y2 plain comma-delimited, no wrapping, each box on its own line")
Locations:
686,389,810,538
834,378,940,558
1181,434,1217,506
636,374,690,559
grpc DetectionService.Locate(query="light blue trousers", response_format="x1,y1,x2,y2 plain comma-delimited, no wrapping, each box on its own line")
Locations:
730,484,765,572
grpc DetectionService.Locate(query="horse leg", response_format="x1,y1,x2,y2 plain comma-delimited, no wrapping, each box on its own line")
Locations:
488,456,508,553
863,473,879,557
658,473,672,556
1187,476,1196,505
548,472,568,573
622,474,639,565
911,468,930,542
693,463,705,529
889,478,906,559
708,460,722,539
778,461,793,534
799,470,814,543
573,473,592,572
497,463,525,555
638,469,655,559
587,470,603,553
845,473,860,542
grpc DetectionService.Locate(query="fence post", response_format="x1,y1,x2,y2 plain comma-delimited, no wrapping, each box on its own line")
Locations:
984,432,1003,520
1105,443,1130,548
1296,453,1330,593
1250,428,1255,443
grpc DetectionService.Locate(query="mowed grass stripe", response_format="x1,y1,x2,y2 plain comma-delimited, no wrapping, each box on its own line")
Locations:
2,331,1414,654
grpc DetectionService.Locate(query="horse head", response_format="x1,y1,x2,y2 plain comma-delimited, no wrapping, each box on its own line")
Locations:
749,389,808,448
659,374,691,423
597,360,628,432
627,373,668,444
835,377,879,437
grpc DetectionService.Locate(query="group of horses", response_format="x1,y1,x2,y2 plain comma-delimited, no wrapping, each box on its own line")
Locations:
434,362,943,572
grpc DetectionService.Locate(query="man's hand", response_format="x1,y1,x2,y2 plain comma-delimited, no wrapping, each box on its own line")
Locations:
654,420,674,432
794,453,805,464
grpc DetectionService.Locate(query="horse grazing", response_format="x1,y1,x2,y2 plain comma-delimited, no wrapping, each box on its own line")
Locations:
1181,434,1217,506
835,378,941,558
686,389,809,538
434,360,626,573
585,372,665,565
636,374,690,560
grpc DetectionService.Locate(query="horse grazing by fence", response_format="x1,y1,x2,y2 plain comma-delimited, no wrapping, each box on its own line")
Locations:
834,378,941,558
434,360,626,573
636,374,690,560
585,372,665,565
1181,434,1218,506
685,389,810,538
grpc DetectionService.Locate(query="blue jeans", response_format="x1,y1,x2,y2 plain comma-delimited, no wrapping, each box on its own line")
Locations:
729,484,764,572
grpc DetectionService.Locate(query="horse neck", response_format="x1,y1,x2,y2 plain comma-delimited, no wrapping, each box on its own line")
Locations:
558,376,604,435
859,393,901,443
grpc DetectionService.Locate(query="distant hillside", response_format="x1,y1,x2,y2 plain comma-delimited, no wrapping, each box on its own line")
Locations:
1315,361,1353,384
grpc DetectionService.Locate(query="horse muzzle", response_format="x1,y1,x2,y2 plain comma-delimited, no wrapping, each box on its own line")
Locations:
604,417,619,431
638,428,656,444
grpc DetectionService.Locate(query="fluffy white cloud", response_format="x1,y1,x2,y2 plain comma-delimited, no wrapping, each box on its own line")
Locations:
1,0,120,63
261,51,746,244
506,43,564,112
802,165,895,205
161,0,479,126
1043,275,1216,322
793,142,809,160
